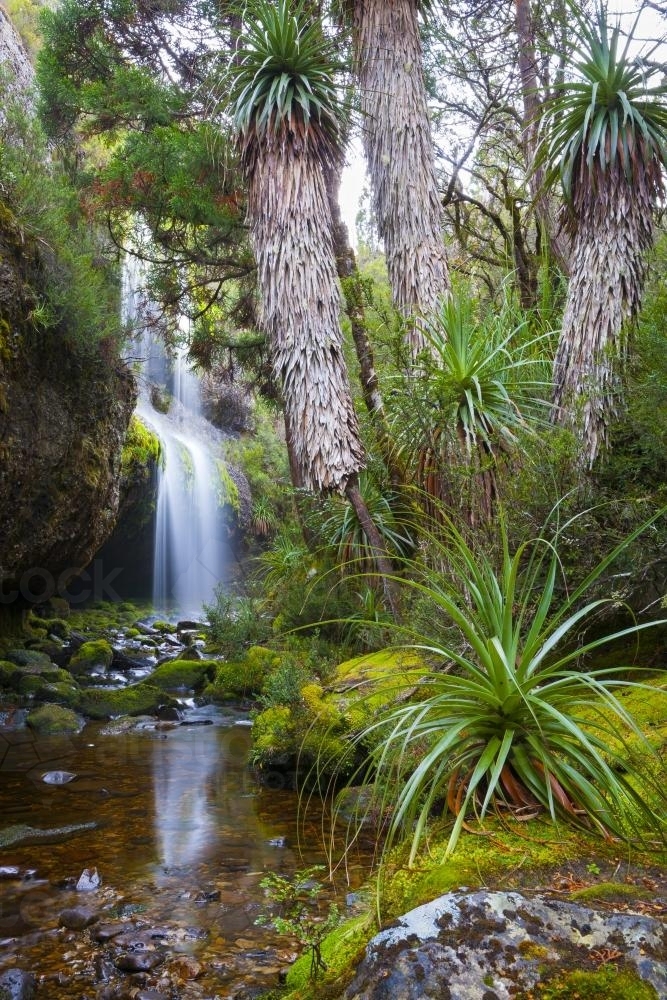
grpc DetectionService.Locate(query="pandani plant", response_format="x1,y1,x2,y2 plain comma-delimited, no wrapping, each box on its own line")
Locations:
327,504,667,863
539,6,667,467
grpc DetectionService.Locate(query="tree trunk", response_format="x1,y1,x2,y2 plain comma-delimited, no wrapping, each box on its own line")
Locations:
552,160,653,466
324,164,405,485
514,0,570,275
244,128,365,494
353,0,450,359
346,477,401,621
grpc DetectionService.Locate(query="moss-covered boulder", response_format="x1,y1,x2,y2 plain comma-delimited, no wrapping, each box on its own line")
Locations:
68,640,113,676
30,617,70,639
4,648,53,670
78,683,176,720
27,703,82,734
148,659,217,692
0,660,18,687
249,649,428,785
203,646,279,702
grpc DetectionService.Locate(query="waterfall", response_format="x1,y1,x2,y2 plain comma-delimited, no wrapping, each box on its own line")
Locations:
122,257,228,617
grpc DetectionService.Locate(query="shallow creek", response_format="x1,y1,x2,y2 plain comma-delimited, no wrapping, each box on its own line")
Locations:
0,707,372,998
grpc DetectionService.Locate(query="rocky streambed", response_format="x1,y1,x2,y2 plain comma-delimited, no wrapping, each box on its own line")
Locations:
0,609,371,999
0,705,369,1000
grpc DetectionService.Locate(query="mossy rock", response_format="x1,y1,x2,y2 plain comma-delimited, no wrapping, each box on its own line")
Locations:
0,660,19,687
250,706,296,767
78,683,176,720
4,648,53,670
125,628,141,639
152,620,176,634
206,645,279,701
27,703,82,734
16,673,79,706
30,617,70,639
68,639,113,676
145,659,217,691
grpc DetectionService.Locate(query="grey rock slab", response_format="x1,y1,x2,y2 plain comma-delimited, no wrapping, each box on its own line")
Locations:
0,969,36,1000
345,890,667,1000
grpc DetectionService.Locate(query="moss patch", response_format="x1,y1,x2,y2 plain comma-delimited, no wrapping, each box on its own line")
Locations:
534,967,659,999
204,645,279,701
78,683,174,720
68,639,114,675
148,659,216,691
27,703,82,734
570,881,654,906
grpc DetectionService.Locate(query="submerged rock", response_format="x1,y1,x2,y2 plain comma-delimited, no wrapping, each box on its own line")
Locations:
346,889,667,1000
0,822,97,848
58,906,99,930
41,770,78,784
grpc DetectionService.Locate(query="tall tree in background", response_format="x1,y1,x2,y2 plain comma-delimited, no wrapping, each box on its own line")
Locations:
351,0,450,358
232,0,400,613
541,10,667,466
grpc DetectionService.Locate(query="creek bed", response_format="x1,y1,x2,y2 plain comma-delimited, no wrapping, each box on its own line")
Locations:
0,706,372,998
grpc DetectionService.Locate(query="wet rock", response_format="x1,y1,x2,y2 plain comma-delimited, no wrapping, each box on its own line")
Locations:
58,906,99,930
115,952,164,973
0,822,96,848
92,922,127,942
267,837,288,848
168,956,203,980
41,770,77,784
0,866,21,879
345,889,667,1000
195,889,221,903
155,704,183,721
177,620,205,631
176,646,204,661
0,969,36,1000
93,955,116,983
76,867,101,891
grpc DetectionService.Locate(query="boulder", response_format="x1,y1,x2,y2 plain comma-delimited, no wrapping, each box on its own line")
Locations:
345,890,667,1000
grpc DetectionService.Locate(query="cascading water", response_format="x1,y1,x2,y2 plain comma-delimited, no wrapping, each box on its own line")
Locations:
122,256,228,617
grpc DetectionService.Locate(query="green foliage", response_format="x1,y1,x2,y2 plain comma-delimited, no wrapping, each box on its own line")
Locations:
0,82,124,357
224,399,291,521
312,471,414,573
345,510,667,863
207,645,279,700
231,0,340,141
255,866,341,981
204,589,272,657
539,7,667,200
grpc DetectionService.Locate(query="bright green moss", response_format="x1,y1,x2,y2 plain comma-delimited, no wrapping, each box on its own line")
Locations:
121,415,161,473
570,881,653,905
537,968,658,999
78,683,173,719
68,639,113,675
27,703,82,734
148,659,216,691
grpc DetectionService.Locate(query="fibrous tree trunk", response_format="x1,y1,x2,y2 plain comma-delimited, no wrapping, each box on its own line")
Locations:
552,160,653,466
353,0,450,358
244,128,365,494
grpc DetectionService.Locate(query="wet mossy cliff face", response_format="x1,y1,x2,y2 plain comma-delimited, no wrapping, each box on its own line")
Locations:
0,204,135,621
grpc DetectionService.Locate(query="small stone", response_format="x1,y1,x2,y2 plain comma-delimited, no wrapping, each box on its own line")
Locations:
115,952,163,973
195,889,221,903
58,906,99,930
41,771,77,785
76,867,101,891
0,866,21,879
92,922,126,942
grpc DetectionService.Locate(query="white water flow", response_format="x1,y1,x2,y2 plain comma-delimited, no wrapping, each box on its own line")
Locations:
122,257,227,617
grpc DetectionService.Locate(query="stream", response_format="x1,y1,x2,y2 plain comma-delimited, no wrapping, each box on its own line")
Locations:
0,707,371,998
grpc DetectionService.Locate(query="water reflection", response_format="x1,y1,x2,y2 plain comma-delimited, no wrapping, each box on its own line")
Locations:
0,710,373,997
